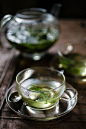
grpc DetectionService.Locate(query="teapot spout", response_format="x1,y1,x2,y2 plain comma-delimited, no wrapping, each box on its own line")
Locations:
50,3,62,18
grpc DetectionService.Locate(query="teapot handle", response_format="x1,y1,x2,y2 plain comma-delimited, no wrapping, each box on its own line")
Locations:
0,14,12,30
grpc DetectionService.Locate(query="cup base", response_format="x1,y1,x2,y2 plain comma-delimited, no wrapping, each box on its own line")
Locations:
25,102,59,118
21,51,47,61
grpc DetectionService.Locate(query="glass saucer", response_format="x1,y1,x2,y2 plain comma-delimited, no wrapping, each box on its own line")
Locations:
6,83,78,121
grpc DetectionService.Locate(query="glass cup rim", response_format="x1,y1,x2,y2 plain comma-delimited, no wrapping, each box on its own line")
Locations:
16,67,65,92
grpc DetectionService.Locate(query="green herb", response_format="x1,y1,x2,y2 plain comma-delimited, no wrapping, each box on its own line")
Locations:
30,84,47,103
6,26,59,53
41,92,47,103
30,84,42,91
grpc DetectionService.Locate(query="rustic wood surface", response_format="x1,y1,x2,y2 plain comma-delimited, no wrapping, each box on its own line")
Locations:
0,19,86,129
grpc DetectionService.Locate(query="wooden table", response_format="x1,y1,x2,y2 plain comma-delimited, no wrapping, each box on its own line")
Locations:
0,19,86,129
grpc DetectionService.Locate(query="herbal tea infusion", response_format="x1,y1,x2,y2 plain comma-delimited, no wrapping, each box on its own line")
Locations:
18,79,65,109
58,53,86,77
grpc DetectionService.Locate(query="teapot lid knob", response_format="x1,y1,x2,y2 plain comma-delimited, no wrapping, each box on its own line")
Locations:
50,3,62,18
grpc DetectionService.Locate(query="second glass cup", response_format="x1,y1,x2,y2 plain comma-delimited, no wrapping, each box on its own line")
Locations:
50,43,86,83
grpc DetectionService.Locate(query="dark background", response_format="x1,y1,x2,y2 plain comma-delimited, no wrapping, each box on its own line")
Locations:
0,0,86,19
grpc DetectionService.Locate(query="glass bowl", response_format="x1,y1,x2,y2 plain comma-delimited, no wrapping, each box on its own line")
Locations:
50,43,86,83
16,67,65,110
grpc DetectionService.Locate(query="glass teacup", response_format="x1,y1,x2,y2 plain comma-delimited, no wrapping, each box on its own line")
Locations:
58,43,86,79
16,67,65,110
51,43,86,84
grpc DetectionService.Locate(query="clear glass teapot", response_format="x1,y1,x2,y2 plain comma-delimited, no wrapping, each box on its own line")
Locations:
0,7,60,60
